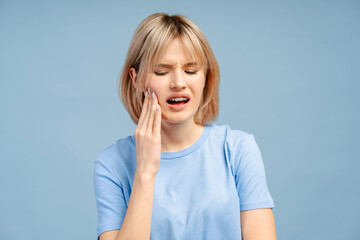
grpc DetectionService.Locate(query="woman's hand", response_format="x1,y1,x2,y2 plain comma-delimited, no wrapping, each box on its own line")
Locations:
134,88,162,178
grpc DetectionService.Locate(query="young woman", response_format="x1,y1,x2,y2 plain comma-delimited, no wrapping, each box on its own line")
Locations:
94,13,276,240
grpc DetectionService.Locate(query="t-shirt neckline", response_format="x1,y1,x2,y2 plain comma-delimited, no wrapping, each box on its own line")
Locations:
130,124,212,160
161,124,211,160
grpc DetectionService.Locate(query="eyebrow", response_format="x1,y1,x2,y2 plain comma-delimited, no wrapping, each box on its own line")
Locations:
154,62,199,68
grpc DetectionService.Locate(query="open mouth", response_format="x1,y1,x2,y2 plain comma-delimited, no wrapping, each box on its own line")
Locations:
166,97,190,105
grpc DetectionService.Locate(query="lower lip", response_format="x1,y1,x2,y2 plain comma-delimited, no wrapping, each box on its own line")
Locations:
166,100,190,111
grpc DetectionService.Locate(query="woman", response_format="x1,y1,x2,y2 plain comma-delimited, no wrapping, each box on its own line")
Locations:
94,13,276,240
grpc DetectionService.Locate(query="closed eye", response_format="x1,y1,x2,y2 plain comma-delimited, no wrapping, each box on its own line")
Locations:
185,71,197,75
154,72,168,76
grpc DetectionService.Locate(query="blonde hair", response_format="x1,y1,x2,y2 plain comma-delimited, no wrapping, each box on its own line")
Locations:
119,13,220,125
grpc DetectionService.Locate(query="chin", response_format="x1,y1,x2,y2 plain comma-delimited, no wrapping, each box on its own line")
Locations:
161,113,195,125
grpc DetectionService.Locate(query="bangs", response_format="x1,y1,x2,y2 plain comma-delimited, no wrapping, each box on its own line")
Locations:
120,13,219,125
181,29,208,72
146,25,208,73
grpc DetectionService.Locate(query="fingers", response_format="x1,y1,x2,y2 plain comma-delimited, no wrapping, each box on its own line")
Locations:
137,89,150,129
153,100,162,136
136,88,161,137
146,91,158,134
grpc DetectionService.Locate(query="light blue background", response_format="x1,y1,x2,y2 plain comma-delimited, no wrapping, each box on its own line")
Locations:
1,0,359,239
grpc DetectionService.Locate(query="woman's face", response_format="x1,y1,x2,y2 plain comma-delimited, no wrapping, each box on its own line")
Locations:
147,37,206,125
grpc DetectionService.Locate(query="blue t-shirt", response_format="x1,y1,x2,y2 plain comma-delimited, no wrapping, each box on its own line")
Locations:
94,124,274,239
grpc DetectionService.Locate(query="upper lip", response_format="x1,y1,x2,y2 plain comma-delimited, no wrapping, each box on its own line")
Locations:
166,93,191,101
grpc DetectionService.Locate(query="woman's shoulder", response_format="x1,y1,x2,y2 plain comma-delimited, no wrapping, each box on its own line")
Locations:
95,135,136,168
208,123,259,156
209,123,252,144
209,124,262,168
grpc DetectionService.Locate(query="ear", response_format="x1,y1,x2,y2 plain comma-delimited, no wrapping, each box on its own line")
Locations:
129,67,138,88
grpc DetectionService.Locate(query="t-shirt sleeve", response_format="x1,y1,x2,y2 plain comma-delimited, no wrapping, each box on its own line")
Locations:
235,134,274,211
94,158,127,238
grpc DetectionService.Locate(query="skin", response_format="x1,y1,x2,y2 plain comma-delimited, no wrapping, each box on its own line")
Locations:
241,208,277,239
130,37,206,153
100,37,277,239
100,91,161,240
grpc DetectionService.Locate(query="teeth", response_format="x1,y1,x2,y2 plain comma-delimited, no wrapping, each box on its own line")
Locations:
168,97,188,102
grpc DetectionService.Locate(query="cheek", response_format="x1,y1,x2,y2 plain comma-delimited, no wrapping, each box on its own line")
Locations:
196,75,206,93
146,77,157,93
147,78,163,101
197,71,206,87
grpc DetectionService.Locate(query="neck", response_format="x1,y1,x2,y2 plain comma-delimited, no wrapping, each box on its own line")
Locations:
160,119,204,153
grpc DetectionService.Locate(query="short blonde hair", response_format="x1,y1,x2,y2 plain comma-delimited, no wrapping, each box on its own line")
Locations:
119,13,220,125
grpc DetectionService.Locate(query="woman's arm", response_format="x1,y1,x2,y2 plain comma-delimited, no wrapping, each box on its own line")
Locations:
100,90,162,240
100,172,157,240
240,208,277,240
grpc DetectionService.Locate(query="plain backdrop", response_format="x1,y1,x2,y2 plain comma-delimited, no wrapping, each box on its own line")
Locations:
1,0,359,239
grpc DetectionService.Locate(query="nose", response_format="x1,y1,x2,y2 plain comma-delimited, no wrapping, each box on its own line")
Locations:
170,69,187,90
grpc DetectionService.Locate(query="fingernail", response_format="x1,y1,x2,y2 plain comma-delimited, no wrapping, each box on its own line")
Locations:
145,91,148,97
147,88,150,94
152,92,155,98
156,103,159,110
